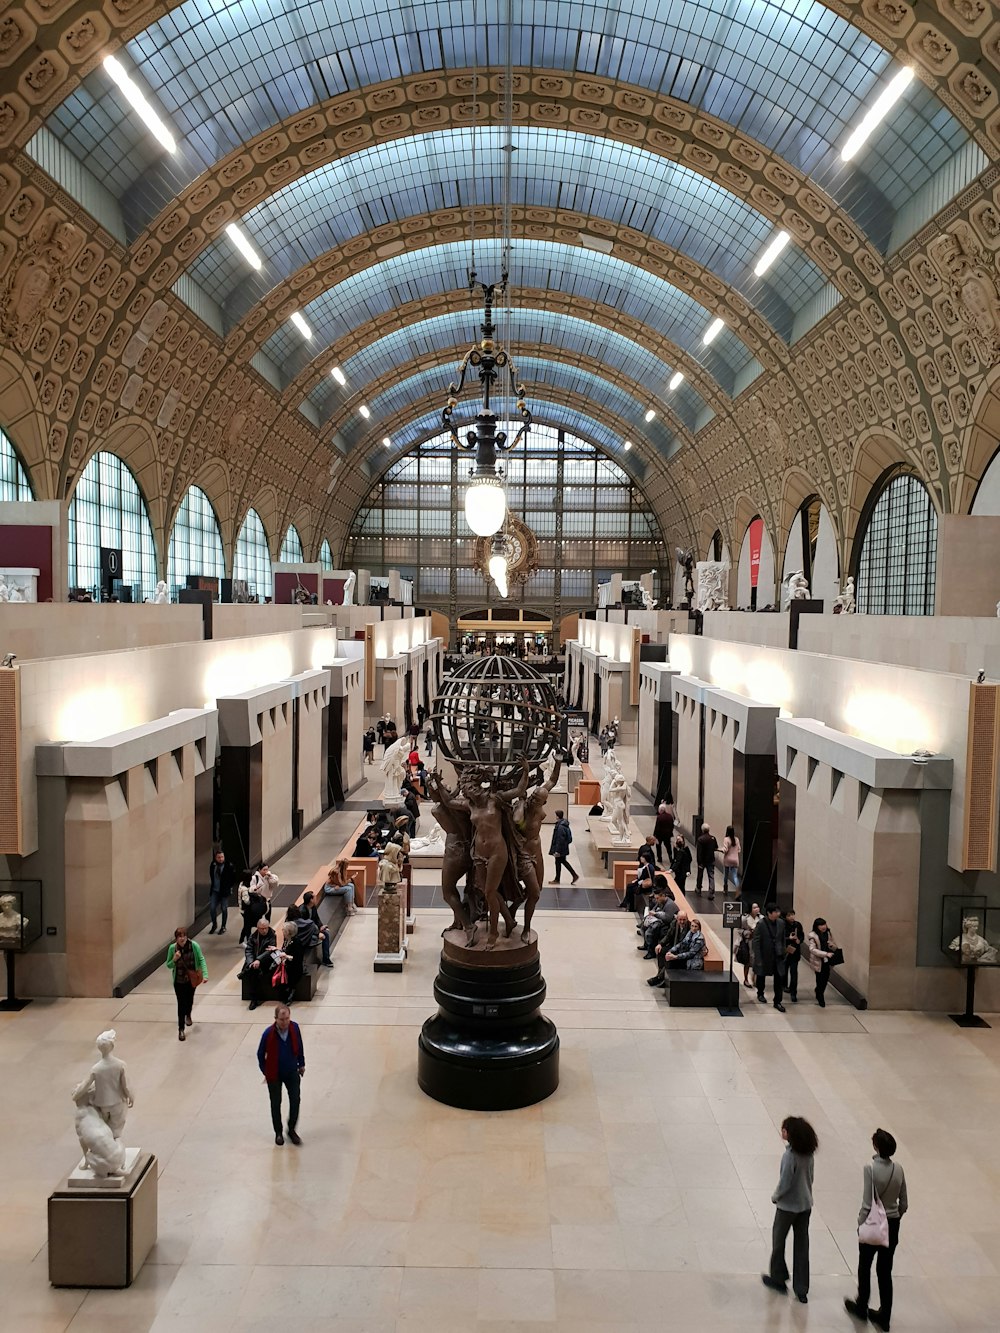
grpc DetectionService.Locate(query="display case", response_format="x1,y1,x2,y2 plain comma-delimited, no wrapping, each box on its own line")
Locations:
0,882,42,953
941,895,1000,968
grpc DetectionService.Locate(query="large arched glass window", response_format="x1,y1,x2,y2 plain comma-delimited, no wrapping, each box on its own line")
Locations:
0,427,33,500
234,508,273,599
279,525,303,562
167,485,226,591
68,451,157,600
856,470,937,615
319,538,334,570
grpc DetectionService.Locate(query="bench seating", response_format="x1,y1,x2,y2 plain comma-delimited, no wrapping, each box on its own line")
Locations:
645,872,727,974
575,761,601,806
643,871,742,1007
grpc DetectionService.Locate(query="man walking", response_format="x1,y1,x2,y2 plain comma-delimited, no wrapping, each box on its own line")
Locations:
257,1003,305,1145
752,903,787,1011
208,849,236,935
670,833,692,895
548,810,579,885
695,823,719,899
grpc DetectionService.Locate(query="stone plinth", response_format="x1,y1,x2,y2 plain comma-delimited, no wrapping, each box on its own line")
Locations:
374,887,406,972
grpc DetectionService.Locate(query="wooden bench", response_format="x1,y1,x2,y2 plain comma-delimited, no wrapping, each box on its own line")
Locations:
643,872,726,974
332,816,379,903
575,761,601,806
642,872,741,1007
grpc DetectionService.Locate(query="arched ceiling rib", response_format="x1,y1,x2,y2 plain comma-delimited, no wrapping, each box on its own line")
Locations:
322,312,709,433
322,345,694,462
189,127,829,341
282,287,731,420
260,238,765,397
31,1,981,257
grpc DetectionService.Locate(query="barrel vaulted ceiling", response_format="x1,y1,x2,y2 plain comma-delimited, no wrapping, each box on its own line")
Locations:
1,0,998,572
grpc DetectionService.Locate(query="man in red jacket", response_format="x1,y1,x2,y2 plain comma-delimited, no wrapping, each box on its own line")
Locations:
256,1004,305,1145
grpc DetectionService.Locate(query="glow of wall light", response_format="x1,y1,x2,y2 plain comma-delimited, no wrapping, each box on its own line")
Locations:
202,644,294,703
842,691,935,754
669,637,692,674
708,649,744,694
744,660,793,712
55,688,134,742
310,635,341,671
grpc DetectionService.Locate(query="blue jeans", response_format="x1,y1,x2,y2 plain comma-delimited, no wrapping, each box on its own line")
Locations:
326,883,356,910
724,866,740,891
209,889,228,929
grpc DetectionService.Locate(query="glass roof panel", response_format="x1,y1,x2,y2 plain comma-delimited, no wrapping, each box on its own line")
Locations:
187,127,825,338
43,0,979,253
265,238,753,394
310,307,710,431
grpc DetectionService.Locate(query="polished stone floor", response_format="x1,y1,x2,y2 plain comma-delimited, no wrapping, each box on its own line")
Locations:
5,753,1000,1330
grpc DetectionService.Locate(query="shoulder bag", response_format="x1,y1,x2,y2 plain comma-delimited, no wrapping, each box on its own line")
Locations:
828,946,845,967
858,1165,893,1247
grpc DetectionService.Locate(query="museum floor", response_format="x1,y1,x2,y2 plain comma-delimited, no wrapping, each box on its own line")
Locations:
5,757,1000,1330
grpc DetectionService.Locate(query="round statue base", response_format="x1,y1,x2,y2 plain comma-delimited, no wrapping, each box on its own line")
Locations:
418,930,560,1111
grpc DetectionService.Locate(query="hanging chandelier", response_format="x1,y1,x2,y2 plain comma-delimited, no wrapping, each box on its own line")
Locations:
440,0,529,539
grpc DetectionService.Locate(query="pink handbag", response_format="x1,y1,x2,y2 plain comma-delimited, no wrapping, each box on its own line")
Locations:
858,1166,892,1247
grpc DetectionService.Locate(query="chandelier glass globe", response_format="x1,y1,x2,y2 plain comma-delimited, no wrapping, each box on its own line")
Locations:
465,474,507,536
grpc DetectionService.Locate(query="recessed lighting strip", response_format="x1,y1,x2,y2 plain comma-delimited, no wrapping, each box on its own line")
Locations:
103,55,176,153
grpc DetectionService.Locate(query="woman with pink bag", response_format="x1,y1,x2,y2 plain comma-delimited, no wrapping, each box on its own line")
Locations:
845,1128,908,1331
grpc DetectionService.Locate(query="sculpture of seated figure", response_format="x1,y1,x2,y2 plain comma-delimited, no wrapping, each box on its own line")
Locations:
787,571,810,601
949,915,999,966
74,1029,134,1139
411,821,445,852
833,575,856,614
153,580,170,604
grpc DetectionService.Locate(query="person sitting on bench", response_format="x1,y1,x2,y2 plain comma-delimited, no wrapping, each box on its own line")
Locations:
620,855,656,912
647,911,689,987
638,879,678,957
662,917,706,972
300,891,333,968
243,918,279,1011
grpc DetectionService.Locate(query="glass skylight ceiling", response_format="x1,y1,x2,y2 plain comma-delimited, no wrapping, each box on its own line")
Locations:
188,128,827,339
266,238,760,396
308,308,710,431
43,0,979,255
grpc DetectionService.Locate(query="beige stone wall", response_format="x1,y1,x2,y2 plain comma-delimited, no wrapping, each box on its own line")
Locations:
935,515,1000,616
674,694,701,836
636,672,657,798
297,687,325,830
212,605,306,638
0,602,204,660
63,748,196,997
260,703,294,861
703,711,735,840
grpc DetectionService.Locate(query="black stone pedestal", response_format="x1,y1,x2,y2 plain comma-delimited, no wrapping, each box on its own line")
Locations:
418,930,560,1110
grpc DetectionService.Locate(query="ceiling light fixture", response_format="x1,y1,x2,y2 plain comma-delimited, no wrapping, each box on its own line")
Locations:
382,436,392,448
644,409,656,423
703,317,725,345
330,366,347,386
103,55,177,153
753,230,791,277
668,371,684,391
224,222,262,271
623,440,633,451
358,404,371,420
290,311,312,339
840,65,914,162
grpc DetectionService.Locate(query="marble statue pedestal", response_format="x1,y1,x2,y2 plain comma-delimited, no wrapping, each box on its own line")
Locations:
48,1151,157,1288
374,888,406,972
418,930,560,1111
68,1147,142,1190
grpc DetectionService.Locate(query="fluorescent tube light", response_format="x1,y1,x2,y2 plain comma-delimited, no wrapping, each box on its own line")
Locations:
703,317,725,345
840,66,915,163
668,371,684,391
644,409,656,423
623,440,633,451
224,222,262,271
753,230,791,277
290,311,312,339
103,55,176,153
330,367,347,386
358,404,371,419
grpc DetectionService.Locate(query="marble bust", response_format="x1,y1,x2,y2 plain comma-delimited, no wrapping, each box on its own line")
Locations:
0,892,26,948
949,915,999,966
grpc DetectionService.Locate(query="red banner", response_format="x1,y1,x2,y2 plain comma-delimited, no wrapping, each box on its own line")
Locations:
748,518,764,589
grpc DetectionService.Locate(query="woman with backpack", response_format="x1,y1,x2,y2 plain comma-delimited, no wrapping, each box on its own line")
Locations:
762,1115,819,1304
845,1129,908,1331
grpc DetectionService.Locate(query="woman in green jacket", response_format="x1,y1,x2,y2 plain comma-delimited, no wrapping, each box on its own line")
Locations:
165,927,208,1041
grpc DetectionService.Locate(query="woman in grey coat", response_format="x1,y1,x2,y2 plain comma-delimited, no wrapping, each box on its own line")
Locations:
761,1115,818,1304
845,1128,908,1331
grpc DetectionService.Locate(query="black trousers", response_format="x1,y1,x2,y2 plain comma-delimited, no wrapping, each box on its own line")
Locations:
815,960,831,1002
770,1207,810,1297
786,955,799,999
857,1216,900,1322
552,854,577,882
757,968,784,1005
267,1072,301,1133
174,980,194,1032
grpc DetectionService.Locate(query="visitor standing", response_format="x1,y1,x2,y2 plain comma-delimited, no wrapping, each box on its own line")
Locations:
424,725,434,756
845,1128,908,1331
208,849,236,935
165,927,207,1041
737,902,761,988
670,833,692,894
806,917,838,1007
722,825,741,891
783,908,804,1002
363,728,375,764
695,823,718,898
257,1004,304,1146
653,795,675,863
752,903,786,1011
548,810,579,884
761,1116,818,1304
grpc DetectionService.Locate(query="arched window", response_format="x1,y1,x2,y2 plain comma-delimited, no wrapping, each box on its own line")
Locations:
319,538,334,570
167,485,226,591
279,525,303,562
68,451,157,600
234,508,273,599
0,427,33,500
856,470,937,615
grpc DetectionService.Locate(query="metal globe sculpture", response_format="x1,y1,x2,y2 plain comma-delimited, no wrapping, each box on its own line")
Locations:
431,655,560,778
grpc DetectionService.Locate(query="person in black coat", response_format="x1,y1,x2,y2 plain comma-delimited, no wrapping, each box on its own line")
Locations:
208,850,237,935
670,834,692,894
783,908,804,1003
752,903,787,1011
695,824,719,899
301,890,333,968
242,919,278,1010
638,881,678,957
548,810,578,884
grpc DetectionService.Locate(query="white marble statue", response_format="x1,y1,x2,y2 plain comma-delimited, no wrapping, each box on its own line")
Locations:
833,575,856,614
8,583,24,602
0,892,26,947
72,1081,127,1179
342,571,356,606
606,772,631,844
75,1030,134,1139
787,570,810,601
599,748,621,817
410,820,445,852
695,561,729,611
949,915,999,966
153,580,169,605
0,579,8,603
380,736,410,802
